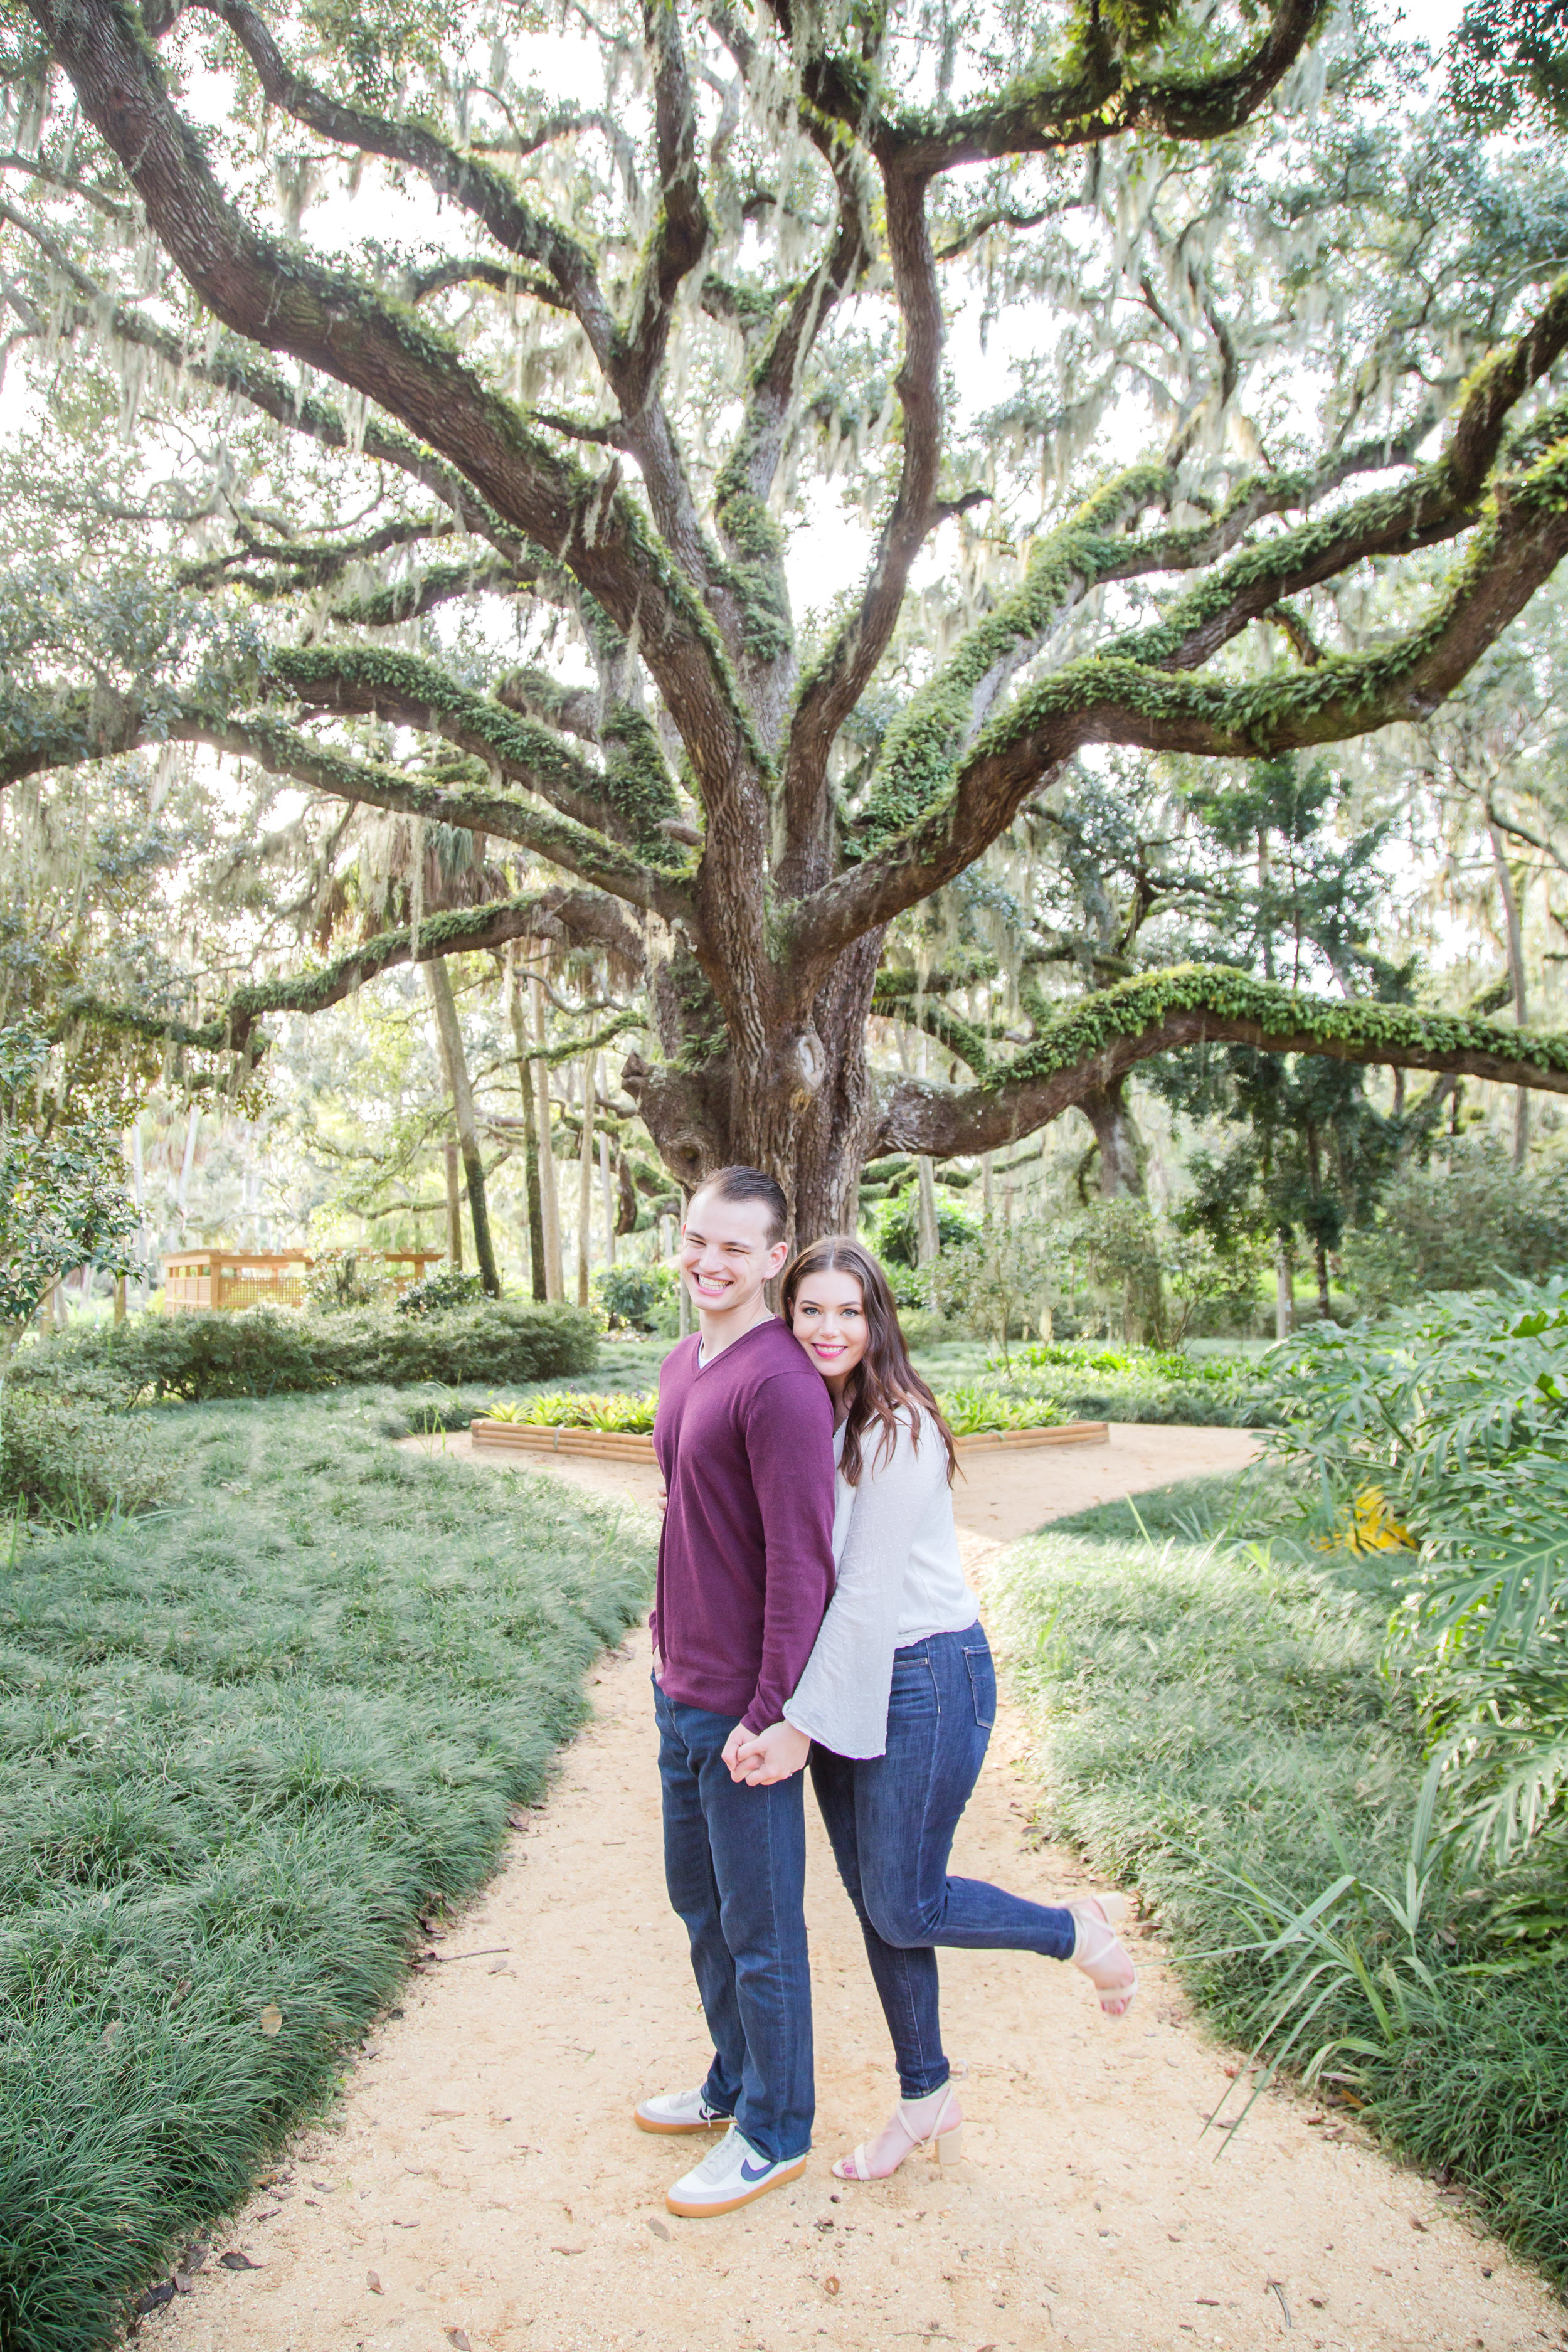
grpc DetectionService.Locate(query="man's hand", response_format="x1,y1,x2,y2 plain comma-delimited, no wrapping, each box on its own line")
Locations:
723,1720,812,1786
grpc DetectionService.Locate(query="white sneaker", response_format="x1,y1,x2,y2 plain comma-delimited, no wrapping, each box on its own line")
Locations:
666,2125,807,2217
633,2086,734,2135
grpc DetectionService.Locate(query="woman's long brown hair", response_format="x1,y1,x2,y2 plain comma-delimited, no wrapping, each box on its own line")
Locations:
781,1236,958,1487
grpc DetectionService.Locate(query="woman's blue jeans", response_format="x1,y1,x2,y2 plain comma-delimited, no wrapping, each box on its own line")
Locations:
808,1624,1075,2100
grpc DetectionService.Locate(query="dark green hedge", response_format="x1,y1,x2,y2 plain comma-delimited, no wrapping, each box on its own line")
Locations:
11,1299,598,1406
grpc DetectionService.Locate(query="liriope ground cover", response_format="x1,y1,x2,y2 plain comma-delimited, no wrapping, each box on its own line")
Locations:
0,1390,654,2352
992,1438,1568,2284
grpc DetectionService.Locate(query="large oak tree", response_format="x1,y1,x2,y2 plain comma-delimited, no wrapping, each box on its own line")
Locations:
7,0,1568,1238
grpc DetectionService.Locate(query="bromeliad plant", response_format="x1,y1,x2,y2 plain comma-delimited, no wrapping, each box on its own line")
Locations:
484,1392,658,1433
482,1382,1069,1436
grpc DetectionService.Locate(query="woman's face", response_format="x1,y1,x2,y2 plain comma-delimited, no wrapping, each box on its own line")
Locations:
790,1270,870,1382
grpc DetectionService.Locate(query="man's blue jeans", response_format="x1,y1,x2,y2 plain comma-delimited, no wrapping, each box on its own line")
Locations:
654,1682,813,2164
809,1624,1076,2100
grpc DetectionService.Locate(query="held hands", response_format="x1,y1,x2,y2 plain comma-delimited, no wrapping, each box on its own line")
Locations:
721,1719,812,1786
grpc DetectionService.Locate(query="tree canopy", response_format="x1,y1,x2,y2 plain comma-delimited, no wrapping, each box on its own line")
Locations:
6,0,1568,1239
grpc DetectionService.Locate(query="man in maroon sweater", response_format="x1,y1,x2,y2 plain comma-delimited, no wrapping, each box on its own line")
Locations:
635,1166,836,2217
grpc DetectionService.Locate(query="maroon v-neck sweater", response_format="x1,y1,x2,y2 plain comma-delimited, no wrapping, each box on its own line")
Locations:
652,1318,836,1734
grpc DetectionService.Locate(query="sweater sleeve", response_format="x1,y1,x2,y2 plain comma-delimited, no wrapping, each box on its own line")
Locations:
783,1416,948,1758
740,1369,837,1734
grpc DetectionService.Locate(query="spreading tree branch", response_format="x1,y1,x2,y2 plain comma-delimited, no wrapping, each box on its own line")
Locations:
875,965,1568,1155
65,885,645,1054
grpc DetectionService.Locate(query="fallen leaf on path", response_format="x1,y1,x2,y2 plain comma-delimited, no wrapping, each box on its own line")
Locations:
1410,2216,1428,2232
259,2003,283,2037
367,2272,383,2294
1196,2298,1220,2306
647,2220,670,2241
445,2329,472,2350
824,2277,840,2296
219,2252,260,2271
429,2109,467,2118
178,2243,208,2274
132,2283,176,2315
551,2244,586,2256
173,2274,194,2296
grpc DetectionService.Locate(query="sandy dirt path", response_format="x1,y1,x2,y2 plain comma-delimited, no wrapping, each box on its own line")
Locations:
142,1428,1564,2352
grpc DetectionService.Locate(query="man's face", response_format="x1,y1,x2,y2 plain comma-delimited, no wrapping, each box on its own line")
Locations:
679,1188,788,1318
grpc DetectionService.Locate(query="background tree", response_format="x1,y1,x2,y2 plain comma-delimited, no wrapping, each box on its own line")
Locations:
8,0,1568,1240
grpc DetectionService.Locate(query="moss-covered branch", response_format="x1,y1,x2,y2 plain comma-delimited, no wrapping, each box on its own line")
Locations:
874,964,1568,1156
796,429,1568,968
0,675,694,926
796,0,1323,171
21,0,765,808
265,645,687,867
61,886,645,1056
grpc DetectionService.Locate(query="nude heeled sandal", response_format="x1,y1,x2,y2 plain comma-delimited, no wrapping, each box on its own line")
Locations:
832,2089,964,2181
1067,1892,1137,2017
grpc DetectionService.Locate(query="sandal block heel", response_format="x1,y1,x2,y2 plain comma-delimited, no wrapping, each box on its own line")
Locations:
935,2124,964,2166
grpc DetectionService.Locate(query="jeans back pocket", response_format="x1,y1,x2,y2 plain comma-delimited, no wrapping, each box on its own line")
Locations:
962,1642,996,1729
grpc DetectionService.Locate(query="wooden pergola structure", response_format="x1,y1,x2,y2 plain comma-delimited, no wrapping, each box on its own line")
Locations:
160,1249,445,1312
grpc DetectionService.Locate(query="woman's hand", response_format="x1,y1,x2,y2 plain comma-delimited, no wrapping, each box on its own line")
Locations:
722,1720,812,1786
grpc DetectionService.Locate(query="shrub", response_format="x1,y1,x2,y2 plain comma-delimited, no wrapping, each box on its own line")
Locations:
1338,1137,1568,1312
936,1384,1064,1434
869,1187,980,1268
0,1391,179,1521
395,1265,485,1316
302,1247,395,1311
11,1299,598,1405
992,1485,1568,2284
935,1217,1061,1363
592,1264,675,1332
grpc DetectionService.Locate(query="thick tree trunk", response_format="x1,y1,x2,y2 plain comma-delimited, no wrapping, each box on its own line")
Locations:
624,930,882,1246
599,1129,617,1269
1079,1081,1146,1199
425,960,501,1296
1081,1080,1162,1343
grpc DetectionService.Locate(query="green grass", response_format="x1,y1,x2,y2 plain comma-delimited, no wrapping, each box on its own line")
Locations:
0,1389,654,2352
990,1486,1568,2284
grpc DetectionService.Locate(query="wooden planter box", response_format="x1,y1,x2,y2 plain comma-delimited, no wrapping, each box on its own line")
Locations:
469,1417,1109,1463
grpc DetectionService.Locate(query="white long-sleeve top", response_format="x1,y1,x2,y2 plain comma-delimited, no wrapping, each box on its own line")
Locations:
782,1407,978,1759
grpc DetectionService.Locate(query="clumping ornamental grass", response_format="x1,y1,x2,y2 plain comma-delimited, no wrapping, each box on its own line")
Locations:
990,1480,1568,2285
0,1389,654,2352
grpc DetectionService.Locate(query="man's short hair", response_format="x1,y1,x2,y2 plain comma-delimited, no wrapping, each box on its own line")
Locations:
688,1165,788,1248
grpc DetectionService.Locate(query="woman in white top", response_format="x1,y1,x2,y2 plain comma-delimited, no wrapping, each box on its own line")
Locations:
730,1237,1136,2183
